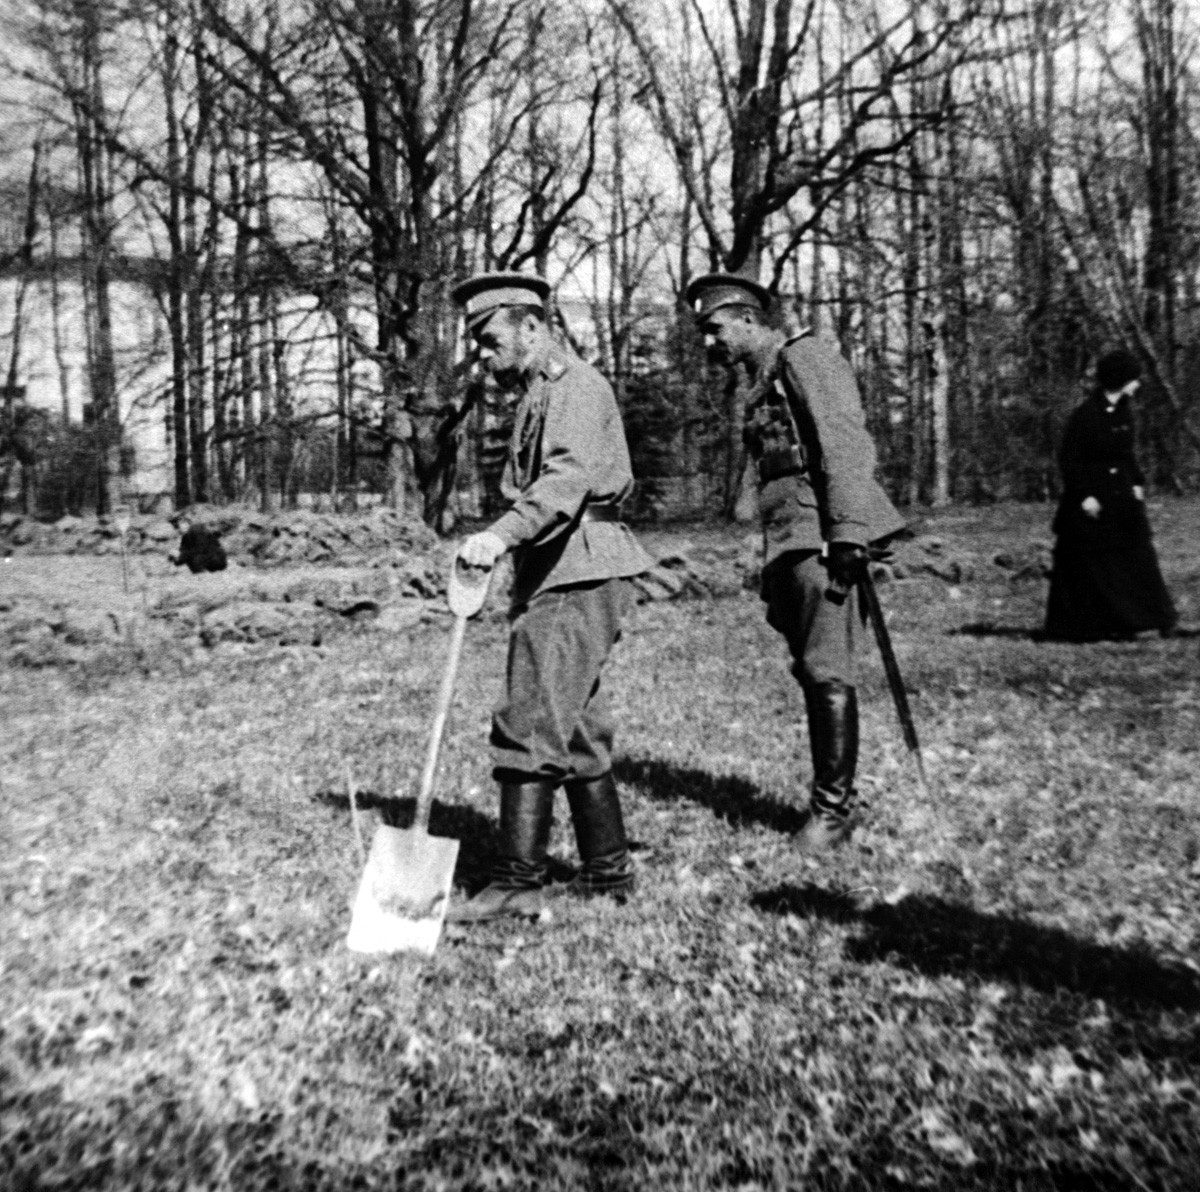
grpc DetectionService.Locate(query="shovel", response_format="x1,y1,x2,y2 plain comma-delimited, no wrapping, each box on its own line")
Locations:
345,557,493,956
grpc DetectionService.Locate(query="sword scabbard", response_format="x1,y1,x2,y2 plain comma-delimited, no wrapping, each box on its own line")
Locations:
857,572,930,795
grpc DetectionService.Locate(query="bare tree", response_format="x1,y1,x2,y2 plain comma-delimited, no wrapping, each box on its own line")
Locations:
65,0,122,513
1051,0,1200,479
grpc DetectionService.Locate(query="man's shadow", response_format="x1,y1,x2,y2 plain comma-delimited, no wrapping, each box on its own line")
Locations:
949,622,1042,639
952,622,1200,641
752,883,1200,1046
614,756,807,835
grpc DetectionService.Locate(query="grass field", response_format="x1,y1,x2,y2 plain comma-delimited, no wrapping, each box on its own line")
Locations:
3,499,1199,1190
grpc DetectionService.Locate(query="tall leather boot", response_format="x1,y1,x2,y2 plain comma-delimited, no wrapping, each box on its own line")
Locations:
796,681,858,852
446,779,554,923
564,773,635,899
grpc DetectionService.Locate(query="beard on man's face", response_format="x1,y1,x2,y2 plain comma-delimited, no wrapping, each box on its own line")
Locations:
705,341,731,367
487,361,523,390
489,367,523,391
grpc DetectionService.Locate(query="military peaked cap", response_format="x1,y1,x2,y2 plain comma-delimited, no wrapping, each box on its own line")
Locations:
452,271,552,330
684,272,771,320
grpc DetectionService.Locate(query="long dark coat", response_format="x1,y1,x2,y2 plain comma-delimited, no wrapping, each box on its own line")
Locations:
1045,389,1176,640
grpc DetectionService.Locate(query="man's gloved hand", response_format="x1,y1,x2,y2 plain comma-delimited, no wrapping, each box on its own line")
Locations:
1082,496,1101,518
458,530,507,570
825,542,869,590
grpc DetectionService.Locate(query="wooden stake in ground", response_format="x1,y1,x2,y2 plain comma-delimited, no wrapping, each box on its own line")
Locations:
114,509,130,595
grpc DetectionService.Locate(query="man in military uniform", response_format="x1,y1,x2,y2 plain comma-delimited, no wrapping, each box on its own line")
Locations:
447,272,651,922
685,273,906,850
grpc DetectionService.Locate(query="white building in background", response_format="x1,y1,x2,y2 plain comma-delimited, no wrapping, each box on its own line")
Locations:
1,259,681,511
0,261,174,497
0,259,361,507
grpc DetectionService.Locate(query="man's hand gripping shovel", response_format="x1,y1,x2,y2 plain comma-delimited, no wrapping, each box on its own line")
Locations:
345,556,494,956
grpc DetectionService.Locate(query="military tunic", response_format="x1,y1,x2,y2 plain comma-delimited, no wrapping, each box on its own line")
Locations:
490,343,649,605
748,333,905,688
486,341,650,781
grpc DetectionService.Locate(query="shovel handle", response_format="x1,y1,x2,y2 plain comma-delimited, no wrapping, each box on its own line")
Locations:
413,612,468,833
448,555,494,618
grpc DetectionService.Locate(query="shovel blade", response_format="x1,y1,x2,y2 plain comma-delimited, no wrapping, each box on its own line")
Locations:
346,823,459,956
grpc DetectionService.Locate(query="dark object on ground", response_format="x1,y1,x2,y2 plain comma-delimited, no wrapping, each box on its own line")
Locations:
171,526,228,573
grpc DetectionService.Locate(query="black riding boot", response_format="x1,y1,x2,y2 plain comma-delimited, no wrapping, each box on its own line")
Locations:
564,773,635,899
446,779,554,923
797,682,858,852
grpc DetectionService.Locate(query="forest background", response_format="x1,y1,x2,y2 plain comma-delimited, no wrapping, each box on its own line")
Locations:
1,0,1199,530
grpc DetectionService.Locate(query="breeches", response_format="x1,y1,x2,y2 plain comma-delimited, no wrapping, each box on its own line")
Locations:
491,578,633,782
761,550,861,688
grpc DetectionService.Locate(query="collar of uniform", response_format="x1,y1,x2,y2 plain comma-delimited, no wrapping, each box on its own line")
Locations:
532,342,570,383
751,329,785,378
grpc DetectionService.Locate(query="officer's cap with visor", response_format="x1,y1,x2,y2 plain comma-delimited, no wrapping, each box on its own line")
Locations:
452,272,552,334
685,272,772,323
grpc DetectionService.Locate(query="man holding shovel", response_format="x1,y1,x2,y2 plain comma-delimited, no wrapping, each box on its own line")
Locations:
685,273,906,852
447,272,651,923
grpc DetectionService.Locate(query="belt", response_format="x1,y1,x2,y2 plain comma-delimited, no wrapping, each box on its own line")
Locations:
580,502,622,524
757,447,804,483
758,459,804,483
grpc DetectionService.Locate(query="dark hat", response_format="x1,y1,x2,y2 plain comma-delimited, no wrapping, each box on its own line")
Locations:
684,272,771,320
1095,349,1141,392
452,272,551,331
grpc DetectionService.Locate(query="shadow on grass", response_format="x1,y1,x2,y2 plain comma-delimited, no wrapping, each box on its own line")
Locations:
948,622,1042,639
614,756,807,835
311,789,584,892
951,621,1200,642
751,882,1200,1015
312,788,497,887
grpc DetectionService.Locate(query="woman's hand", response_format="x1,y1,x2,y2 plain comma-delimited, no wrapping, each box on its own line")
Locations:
1082,496,1101,518
1133,485,1145,501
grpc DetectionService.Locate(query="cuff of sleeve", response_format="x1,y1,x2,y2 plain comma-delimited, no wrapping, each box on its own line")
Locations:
489,514,524,548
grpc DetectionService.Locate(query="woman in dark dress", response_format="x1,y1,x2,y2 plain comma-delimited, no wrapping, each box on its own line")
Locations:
1045,349,1177,642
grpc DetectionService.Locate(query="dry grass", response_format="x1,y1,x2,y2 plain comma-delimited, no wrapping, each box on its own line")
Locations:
2,498,1199,1190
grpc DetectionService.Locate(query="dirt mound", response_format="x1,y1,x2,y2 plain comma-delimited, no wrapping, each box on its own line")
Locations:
2,508,1047,666
0,506,439,569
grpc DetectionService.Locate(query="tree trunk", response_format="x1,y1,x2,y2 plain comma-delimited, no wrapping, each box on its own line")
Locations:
163,26,190,507
76,7,120,515
902,141,925,507
46,194,74,426
230,121,255,500
2,142,41,515
1140,0,1181,473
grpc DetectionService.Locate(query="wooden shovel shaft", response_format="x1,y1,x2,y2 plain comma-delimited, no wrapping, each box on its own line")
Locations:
413,613,468,833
